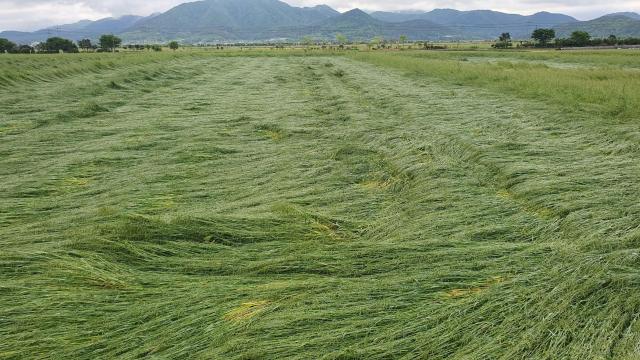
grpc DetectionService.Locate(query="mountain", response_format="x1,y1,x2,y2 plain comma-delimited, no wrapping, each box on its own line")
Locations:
294,9,456,41
0,15,148,44
370,9,577,39
47,20,94,32
72,15,145,34
608,12,640,20
371,9,640,39
527,11,579,25
2,0,640,44
554,15,640,38
122,0,340,42
123,4,458,43
370,9,576,26
311,8,390,40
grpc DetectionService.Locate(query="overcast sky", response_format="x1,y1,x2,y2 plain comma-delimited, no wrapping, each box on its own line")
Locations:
1,0,639,31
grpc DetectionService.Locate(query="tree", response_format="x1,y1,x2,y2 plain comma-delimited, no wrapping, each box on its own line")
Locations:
570,31,590,47
499,32,511,42
494,32,512,48
99,34,122,52
16,45,34,54
335,33,347,48
371,36,384,49
0,38,17,53
78,39,93,51
301,36,314,48
168,41,179,50
40,37,78,53
399,35,408,45
531,28,555,46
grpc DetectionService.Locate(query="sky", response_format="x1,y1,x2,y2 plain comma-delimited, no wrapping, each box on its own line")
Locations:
1,0,639,31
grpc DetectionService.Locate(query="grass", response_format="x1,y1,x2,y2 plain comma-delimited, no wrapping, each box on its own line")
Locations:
1,49,639,359
350,50,640,122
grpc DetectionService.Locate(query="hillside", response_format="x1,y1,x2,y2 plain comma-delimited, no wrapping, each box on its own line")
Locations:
609,12,640,20
292,9,457,41
122,4,460,42
0,15,148,43
554,14,640,37
122,0,340,42
370,9,577,39
73,15,146,34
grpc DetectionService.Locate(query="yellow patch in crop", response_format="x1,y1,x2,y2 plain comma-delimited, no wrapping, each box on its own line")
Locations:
97,206,117,217
64,177,90,187
0,124,18,134
496,189,554,219
224,301,270,322
272,203,343,240
496,189,513,199
148,195,176,210
159,199,175,209
521,203,554,219
360,179,392,190
445,276,507,299
447,287,484,298
265,130,282,141
531,207,554,219
311,220,341,240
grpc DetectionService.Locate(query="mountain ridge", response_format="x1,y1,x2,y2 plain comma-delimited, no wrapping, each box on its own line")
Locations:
1,0,639,43
554,14,640,38
301,9,456,41
0,15,150,44
369,9,578,38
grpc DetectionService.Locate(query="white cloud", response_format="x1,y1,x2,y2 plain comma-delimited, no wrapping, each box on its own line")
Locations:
0,2,105,31
0,0,187,31
1,0,639,31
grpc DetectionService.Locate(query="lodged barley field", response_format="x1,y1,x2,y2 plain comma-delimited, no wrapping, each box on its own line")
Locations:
1,48,640,359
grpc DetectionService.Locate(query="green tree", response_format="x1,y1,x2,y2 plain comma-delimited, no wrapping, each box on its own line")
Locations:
495,32,512,48
531,28,555,47
301,36,314,48
99,34,122,52
78,39,93,52
16,45,34,54
41,37,78,53
168,41,179,50
371,36,384,49
399,35,408,45
335,33,347,47
499,32,511,42
0,38,16,53
570,31,590,47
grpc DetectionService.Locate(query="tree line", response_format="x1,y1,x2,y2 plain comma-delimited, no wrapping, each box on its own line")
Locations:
494,29,640,48
0,35,180,54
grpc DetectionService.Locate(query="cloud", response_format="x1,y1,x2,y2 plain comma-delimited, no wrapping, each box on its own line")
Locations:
0,1,105,31
0,0,186,31
1,0,639,31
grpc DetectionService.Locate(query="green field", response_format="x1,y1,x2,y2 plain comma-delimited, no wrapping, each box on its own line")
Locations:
1,49,640,359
